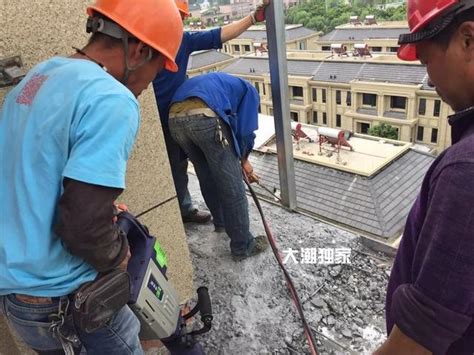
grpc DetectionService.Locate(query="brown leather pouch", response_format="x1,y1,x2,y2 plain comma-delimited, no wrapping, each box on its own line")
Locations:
72,269,130,333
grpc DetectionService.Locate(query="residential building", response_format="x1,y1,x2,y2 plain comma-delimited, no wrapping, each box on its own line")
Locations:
315,21,408,55
222,24,319,56
220,52,452,154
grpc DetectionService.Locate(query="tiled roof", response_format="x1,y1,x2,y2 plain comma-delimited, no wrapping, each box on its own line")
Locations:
249,149,434,240
236,25,317,42
222,57,429,87
319,27,407,42
187,50,234,70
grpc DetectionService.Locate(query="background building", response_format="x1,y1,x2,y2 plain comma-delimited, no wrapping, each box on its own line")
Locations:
221,52,451,154
222,24,319,55
315,20,408,54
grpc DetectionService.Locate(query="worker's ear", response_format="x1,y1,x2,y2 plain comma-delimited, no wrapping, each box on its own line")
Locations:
128,41,153,65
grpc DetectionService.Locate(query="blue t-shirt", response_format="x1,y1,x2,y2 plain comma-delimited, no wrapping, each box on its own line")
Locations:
152,29,222,129
0,57,139,297
171,73,259,159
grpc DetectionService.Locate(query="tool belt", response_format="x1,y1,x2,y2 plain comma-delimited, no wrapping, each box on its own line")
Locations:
169,98,217,119
72,269,130,334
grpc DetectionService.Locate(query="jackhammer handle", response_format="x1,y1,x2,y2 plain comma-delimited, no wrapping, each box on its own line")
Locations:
197,287,213,324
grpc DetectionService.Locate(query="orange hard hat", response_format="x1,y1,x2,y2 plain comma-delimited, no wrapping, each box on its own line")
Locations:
398,0,474,61
176,0,190,17
87,0,183,72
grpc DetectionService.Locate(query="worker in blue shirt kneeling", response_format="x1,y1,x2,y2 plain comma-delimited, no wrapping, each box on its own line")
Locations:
169,73,268,261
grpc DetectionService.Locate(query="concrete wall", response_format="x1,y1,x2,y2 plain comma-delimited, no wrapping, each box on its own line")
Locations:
1,1,194,353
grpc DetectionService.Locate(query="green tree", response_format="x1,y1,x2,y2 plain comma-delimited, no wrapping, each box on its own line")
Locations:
285,0,406,33
368,123,399,140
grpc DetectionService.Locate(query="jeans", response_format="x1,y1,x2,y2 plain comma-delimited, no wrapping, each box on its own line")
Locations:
163,127,195,217
0,294,143,355
169,115,255,255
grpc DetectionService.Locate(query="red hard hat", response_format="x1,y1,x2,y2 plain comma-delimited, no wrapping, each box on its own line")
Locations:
176,0,190,17
398,0,474,61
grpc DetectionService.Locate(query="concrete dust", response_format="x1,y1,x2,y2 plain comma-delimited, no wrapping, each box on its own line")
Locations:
185,174,393,354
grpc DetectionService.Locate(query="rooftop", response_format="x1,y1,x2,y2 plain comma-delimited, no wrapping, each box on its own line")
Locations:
251,115,435,241
336,21,408,29
319,27,407,42
222,56,431,88
236,24,318,42
261,126,412,178
187,49,234,71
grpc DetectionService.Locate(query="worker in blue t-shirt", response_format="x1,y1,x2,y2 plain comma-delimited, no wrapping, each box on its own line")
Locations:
153,0,270,226
168,72,268,261
0,1,182,353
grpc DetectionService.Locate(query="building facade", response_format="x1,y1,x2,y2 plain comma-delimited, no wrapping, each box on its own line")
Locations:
315,21,408,55
220,55,452,154
222,25,320,56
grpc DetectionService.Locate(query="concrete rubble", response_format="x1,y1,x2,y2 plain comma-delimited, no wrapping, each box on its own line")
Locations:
182,174,392,355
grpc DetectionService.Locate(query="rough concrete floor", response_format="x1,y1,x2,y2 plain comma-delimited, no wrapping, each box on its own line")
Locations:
184,174,393,355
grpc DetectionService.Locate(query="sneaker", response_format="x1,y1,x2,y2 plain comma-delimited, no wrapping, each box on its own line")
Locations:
232,235,269,261
182,209,212,224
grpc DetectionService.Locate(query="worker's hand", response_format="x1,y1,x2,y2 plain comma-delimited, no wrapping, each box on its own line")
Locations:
118,247,131,272
112,203,129,223
242,159,260,184
252,0,270,23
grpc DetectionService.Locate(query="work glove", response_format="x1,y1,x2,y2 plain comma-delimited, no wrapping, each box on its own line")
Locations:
250,0,270,24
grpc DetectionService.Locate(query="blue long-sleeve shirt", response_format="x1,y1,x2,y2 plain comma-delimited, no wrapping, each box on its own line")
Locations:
152,29,222,129
171,73,260,159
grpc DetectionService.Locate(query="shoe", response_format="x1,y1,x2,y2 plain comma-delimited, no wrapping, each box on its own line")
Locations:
182,209,212,224
232,235,269,261
214,226,226,233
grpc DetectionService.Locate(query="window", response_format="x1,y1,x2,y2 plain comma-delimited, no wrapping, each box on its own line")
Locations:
390,96,407,110
417,126,424,141
389,46,399,52
224,44,229,52
431,128,438,143
322,112,327,125
434,100,441,117
258,105,261,113
312,88,317,102
418,98,426,115
346,91,352,106
322,46,331,51
292,86,304,98
358,122,370,134
233,45,240,53
255,82,260,94
263,84,266,96
290,112,299,122
336,90,341,105
322,89,327,103
336,114,341,127
244,45,251,52
299,41,307,50
312,111,318,124
371,46,382,52
363,93,377,107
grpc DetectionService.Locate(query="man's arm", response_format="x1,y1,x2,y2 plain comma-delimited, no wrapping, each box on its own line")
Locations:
221,1,269,43
54,178,130,273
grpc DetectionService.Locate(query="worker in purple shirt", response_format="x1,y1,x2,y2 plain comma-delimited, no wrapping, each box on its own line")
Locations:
153,0,270,226
374,1,474,354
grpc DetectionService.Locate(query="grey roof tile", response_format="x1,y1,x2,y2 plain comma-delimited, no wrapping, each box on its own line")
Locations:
187,50,234,70
221,58,429,87
249,149,434,240
237,26,317,42
320,27,408,42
